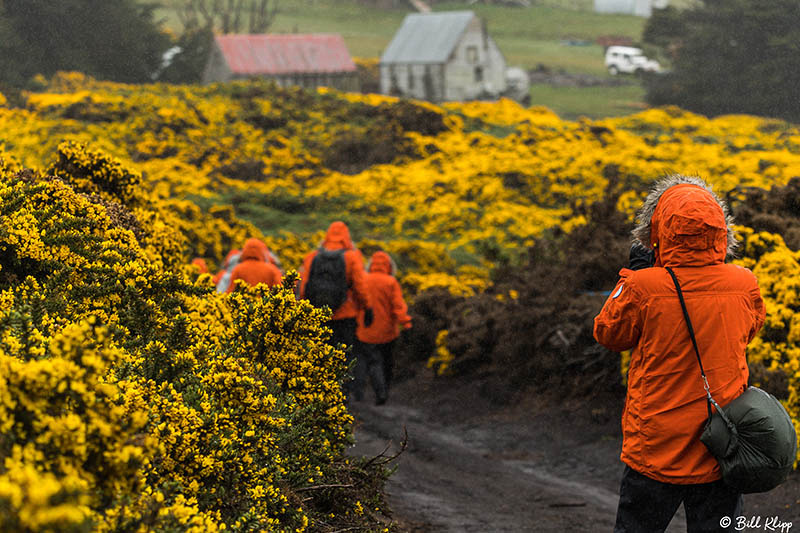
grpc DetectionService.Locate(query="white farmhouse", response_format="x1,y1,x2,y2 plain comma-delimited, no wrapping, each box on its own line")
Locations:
379,10,507,102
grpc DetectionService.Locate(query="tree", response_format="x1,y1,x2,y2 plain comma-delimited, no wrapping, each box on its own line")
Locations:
642,0,800,122
166,0,280,34
157,26,215,84
0,0,171,86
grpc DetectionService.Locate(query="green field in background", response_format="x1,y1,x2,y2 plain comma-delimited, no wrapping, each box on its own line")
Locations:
152,0,675,119
529,82,647,120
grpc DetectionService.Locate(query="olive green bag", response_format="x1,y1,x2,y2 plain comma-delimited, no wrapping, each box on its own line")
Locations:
666,267,798,494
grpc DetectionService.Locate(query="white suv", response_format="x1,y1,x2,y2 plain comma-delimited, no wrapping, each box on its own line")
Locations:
604,46,661,76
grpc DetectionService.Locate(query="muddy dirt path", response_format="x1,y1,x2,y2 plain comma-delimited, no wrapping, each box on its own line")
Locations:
347,374,799,532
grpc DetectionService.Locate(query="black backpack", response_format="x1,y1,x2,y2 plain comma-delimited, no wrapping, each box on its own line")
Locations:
305,249,348,311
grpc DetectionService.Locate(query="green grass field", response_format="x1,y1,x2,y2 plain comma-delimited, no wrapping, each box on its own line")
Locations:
153,0,680,119
530,82,647,120
267,0,647,69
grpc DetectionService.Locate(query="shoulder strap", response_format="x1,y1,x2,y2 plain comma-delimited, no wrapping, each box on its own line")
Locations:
665,267,727,424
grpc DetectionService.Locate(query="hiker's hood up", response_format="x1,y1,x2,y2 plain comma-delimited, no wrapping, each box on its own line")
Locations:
367,251,396,275
632,176,736,268
240,238,268,262
322,221,354,250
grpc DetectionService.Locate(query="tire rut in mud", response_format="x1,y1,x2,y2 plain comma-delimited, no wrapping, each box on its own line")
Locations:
346,382,660,532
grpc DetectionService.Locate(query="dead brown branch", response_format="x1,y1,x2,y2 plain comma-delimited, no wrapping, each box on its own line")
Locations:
295,483,354,492
364,426,408,467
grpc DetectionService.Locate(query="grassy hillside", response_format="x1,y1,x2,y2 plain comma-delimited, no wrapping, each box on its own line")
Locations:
269,1,645,71
153,0,662,119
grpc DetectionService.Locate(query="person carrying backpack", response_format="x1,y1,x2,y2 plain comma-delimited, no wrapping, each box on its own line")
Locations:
351,250,412,405
593,174,766,532
226,238,282,292
299,222,372,385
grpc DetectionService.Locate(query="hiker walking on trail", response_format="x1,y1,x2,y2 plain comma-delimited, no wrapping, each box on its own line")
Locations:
226,238,282,292
593,175,765,532
299,222,372,393
351,250,412,405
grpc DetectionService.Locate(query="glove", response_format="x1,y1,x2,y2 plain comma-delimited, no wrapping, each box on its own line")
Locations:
629,241,654,271
363,308,374,327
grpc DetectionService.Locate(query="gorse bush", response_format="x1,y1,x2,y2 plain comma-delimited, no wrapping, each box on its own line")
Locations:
0,148,393,531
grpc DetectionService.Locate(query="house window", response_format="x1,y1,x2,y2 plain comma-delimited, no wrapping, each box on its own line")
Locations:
474,66,484,82
466,45,478,64
408,68,415,90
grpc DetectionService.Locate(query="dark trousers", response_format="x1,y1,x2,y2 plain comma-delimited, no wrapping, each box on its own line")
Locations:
352,341,388,404
329,318,356,350
328,318,357,399
377,339,396,389
615,465,742,533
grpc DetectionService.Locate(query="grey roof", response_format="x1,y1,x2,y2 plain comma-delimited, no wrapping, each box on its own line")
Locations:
380,11,475,65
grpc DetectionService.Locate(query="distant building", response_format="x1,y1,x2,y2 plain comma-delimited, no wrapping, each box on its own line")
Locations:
379,10,507,102
594,0,668,17
202,34,359,91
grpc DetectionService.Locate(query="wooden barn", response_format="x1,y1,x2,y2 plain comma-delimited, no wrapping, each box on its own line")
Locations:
379,10,507,103
202,33,359,91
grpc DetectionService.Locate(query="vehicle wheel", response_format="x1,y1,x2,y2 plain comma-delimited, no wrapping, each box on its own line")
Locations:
608,66,618,76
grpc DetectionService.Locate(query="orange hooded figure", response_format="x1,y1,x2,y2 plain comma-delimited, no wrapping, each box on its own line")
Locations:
594,175,765,488
356,251,411,344
299,221,370,320
191,257,209,274
226,238,282,293
351,250,412,405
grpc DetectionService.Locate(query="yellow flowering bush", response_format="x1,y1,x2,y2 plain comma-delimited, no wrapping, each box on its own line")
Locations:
0,149,394,531
427,330,454,376
734,228,800,439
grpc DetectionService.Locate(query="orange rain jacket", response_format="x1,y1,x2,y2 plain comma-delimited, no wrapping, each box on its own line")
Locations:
594,183,765,484
356,251,412,344
299,221,370,320
226,239,282,292
191,257,209,274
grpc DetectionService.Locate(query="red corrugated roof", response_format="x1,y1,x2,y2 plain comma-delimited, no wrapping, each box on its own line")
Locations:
214,34,356,75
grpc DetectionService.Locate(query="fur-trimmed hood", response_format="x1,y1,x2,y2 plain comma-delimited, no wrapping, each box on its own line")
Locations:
632,174,737,267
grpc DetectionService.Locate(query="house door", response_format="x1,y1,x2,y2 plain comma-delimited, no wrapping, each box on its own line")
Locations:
423,65,435,102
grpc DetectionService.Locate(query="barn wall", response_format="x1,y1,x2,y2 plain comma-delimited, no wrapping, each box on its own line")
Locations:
232,72,359,92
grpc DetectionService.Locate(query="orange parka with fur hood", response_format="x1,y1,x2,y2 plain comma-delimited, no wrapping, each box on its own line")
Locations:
594,176,765,484
356,251,412,344
299,221,370,320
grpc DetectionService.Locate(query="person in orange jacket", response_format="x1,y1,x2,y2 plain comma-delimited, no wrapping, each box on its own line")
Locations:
299,222,372,392
226,238,282,292
191,257,209,274
593,175,765,532
351,250,412,405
